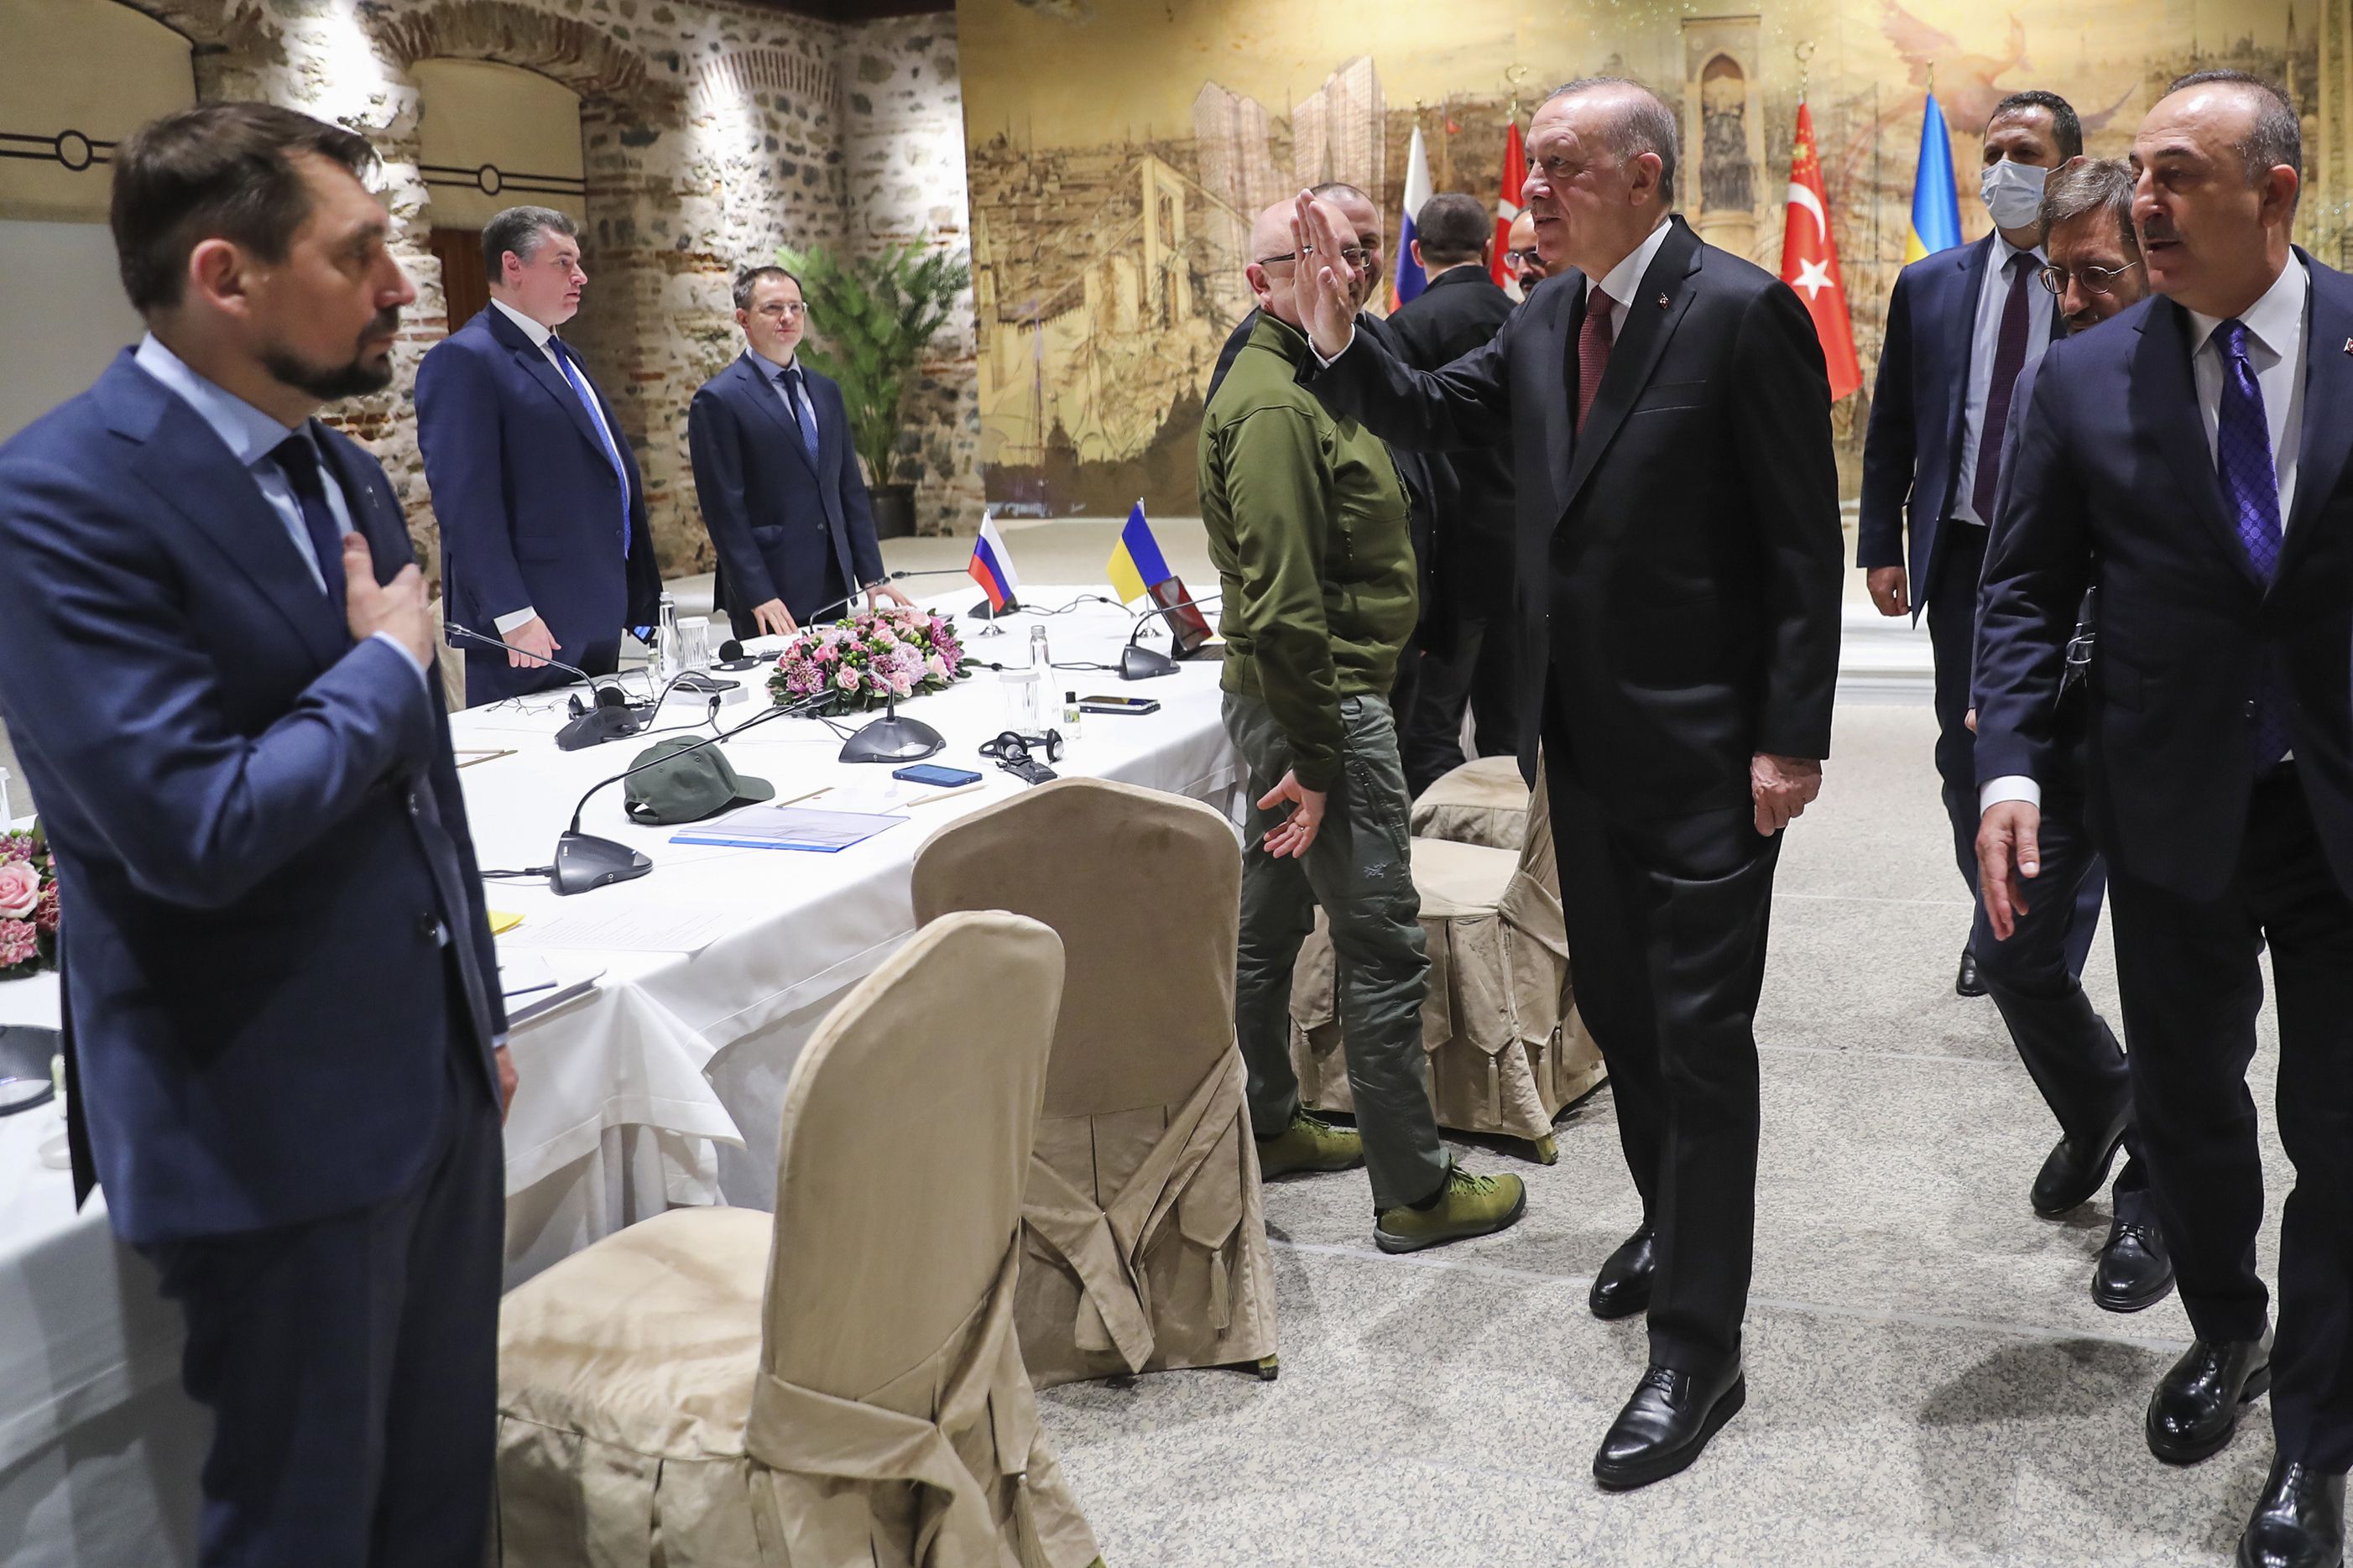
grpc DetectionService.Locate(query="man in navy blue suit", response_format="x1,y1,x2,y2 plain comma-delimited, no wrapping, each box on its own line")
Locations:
417,204,661,705
1860,90,2084,1000
0,104,514,1565
688,265,910,636
1978,72,2353,1565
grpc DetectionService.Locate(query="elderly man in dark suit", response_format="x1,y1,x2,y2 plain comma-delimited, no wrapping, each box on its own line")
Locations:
417,204,661,705
688,265,911,637
1978,71,2353,1566
1384,190,1521,793
1861,91,2083,1000
1294,76,1843,1487
0,103,512,1565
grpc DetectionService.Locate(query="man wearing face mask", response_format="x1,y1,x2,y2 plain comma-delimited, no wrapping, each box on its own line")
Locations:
1860,90,2079,1000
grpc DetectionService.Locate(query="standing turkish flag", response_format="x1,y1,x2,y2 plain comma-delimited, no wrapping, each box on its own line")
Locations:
1779,102,1862,400
1490,117,1526,291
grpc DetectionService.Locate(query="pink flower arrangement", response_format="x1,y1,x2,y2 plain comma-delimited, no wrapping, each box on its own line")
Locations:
0,824,58,981
768,606,969,716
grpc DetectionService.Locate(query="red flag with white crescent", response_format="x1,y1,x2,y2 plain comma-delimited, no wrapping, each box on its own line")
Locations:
1779,102,1862,401
1491,118,1526,291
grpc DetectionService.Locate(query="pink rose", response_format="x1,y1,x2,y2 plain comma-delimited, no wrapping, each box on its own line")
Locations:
0,919,34,968
836,667,859,690
0,862,38,919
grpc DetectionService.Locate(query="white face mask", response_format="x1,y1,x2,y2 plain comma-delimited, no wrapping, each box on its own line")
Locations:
1980,159,2050,232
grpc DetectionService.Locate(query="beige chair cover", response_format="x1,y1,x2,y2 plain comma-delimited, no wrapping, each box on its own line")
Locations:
1291,758,1605,1155
494,910,1104,1568
426,596,466,711
912,777,1277,1390
1410,754,1531,850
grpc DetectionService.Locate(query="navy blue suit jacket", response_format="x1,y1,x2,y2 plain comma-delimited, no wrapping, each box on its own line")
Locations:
416,306,661,701
1976,255,2353,899
686,354,883,628
1860,235,2065,612
0,352,508,1246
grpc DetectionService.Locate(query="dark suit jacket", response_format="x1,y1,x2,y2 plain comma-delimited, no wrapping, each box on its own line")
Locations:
0,351,506,1246
686,353,884,629
1385,266,1518,570
1860,235,2066,612
1976,256,2353,900
416,305,662,701
1212,307,1458,655
1307,216,1844,821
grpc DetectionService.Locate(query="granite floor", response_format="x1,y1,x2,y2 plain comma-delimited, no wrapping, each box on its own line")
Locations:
1036,701,2299,1568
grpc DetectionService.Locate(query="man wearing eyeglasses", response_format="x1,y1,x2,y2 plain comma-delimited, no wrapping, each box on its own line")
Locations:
1964,157,2170,1318
1504,209,1550,300
1860,91,2080,1003
687,265,911,640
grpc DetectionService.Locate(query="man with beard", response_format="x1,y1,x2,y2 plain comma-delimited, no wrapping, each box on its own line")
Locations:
0,103,514,1564
1978,72,2353,1565
1505,209,1550,299
418,205,661,706
1968,157,2171,1315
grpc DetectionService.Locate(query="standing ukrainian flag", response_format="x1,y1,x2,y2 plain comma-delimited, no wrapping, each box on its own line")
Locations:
1106,500,1175,604
1904,87,1964,263
1390,126,1433,311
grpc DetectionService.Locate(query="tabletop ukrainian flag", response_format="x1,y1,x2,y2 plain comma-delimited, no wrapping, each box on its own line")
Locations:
1904,88,1964,263
1106,500,1174,605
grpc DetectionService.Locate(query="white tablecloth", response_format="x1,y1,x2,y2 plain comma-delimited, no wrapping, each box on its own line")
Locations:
0,587,1238,1565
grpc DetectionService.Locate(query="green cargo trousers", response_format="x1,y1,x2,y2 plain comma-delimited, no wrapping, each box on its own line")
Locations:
1224,691,1448,1211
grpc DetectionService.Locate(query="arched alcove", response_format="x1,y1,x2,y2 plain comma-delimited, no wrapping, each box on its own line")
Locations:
410,57,586,330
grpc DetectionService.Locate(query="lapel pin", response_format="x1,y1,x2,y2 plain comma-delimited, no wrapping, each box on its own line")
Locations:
2342,337,2352,355
1656,293,1670,309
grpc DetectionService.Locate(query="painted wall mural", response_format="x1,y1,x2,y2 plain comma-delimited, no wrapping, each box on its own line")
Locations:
957,0,2352,512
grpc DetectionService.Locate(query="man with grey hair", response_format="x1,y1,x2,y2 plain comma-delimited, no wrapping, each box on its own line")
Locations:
1978,70,2353,1565
1294,75,1844,1487
418,204,660,705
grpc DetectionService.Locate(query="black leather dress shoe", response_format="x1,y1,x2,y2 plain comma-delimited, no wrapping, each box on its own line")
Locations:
2147,1331,2272,1465
1593,1358,1747,1490
1956,947,1988,997
2093,1218,2176,1313
2237,1452,2345,1567
1589,1224,1656,1321
2031,1107,2131,1216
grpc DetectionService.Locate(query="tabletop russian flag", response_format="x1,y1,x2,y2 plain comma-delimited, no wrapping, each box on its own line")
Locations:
1106,500,1174,605
968,512,1021,612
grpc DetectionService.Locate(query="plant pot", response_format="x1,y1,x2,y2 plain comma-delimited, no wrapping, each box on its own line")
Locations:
870,483,917,539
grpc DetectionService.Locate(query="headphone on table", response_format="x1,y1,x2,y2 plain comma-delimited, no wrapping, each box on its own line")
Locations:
979,729,1062,784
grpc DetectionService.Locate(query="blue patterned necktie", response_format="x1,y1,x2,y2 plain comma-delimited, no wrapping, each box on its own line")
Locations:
777,365,820,460
269,432,347,616
2211,318,2293,768
550,337,632,558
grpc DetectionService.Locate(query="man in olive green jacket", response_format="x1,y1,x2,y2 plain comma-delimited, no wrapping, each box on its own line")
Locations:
1200,197,1526,1253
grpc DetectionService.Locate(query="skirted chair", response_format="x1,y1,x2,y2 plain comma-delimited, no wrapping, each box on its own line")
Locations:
1410,754,1531,850
493,909,1107,1568
911,776,1278,1390
1291,757,1605,1164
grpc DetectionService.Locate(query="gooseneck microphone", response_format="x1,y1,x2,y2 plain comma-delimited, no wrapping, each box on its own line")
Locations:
442,622,646,751
551,692,836,894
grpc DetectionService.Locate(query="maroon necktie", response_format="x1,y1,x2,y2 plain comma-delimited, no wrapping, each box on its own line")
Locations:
1576,289,1616,433
1971,253,2036,520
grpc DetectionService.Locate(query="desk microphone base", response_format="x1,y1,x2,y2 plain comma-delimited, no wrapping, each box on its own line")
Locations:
552,831,653,895
838,711,945,764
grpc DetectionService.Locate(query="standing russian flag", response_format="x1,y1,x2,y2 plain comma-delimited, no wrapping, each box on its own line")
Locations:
1390,125,1433,312
967,511,1021,612
1904,89,1964,263
1490,117,1526,291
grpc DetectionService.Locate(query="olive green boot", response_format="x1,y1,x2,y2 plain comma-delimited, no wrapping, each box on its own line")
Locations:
1255,1110,1364,1179
1375,1165,1528,1253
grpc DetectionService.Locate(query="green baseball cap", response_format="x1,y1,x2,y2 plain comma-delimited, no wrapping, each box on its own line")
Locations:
623,737,775,825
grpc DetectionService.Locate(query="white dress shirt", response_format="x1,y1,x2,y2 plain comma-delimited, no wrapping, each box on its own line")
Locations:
1951,237,2053,528
1583,216,1677,336
487,298,631,634
1980,257,2312,813
132,334,426,688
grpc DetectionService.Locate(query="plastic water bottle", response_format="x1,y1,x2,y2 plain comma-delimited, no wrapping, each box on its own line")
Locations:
1024,625,1052,732
650,591,681,692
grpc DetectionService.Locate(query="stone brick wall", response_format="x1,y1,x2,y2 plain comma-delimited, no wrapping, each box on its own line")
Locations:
112,0,978,586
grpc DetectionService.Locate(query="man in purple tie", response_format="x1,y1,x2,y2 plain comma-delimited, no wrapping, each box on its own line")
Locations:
1860,91,2080,1003
1977,72,2353,1566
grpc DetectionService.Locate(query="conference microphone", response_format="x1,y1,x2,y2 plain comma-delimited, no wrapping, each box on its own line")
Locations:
1119,586,1222,681
550,691,836,894
442,622,644,750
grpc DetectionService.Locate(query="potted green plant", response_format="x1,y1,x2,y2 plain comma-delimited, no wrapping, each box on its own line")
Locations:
776,241,972,539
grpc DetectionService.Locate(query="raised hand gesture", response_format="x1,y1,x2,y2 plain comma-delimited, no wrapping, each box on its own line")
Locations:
1290,190,1361,361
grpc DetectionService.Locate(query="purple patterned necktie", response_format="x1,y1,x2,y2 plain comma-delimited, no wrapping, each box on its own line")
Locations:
1971,252,2037,521
2212,318,2293,768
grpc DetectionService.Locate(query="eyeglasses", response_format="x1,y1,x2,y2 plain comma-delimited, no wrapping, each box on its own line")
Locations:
1505,249,1537,267
2037,262,2142,296
754,301,809,321
1253,245,1371,271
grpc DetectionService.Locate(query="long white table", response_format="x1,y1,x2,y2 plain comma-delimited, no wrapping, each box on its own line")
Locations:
0,587,1239,1566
